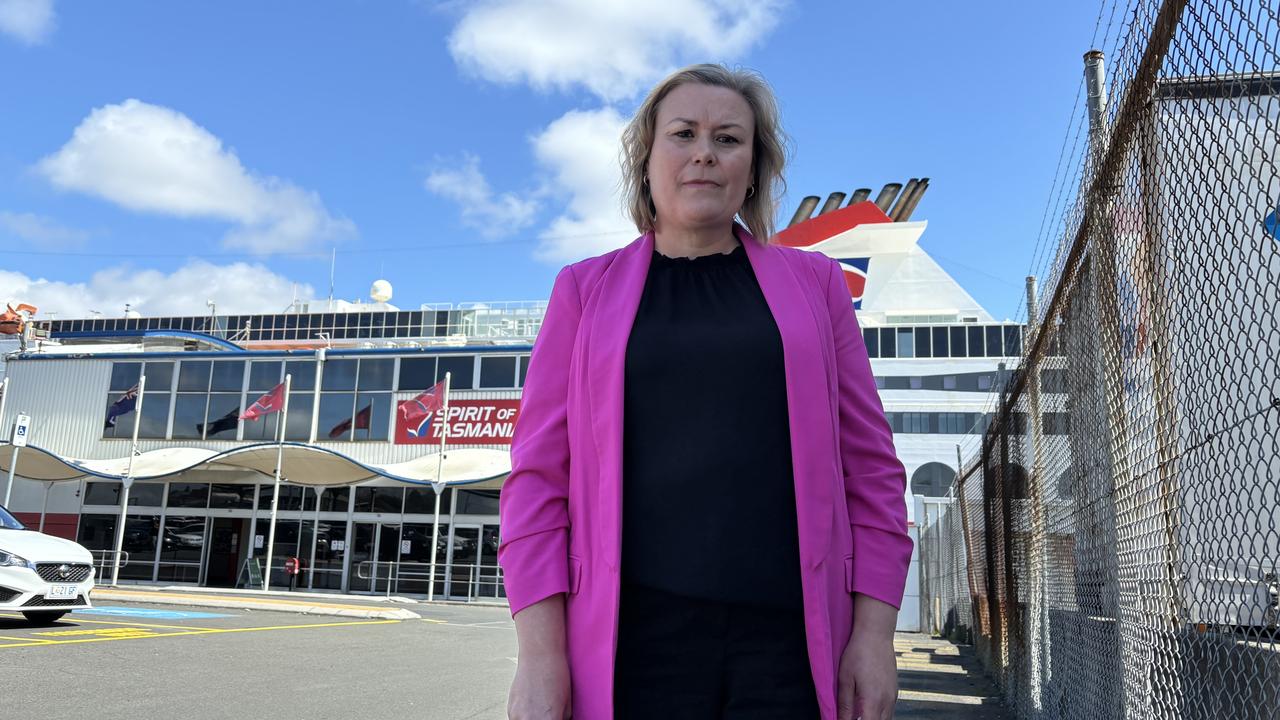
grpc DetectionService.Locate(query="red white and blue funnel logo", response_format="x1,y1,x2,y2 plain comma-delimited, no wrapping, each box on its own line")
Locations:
1266,201,1278,241
833,257,870,309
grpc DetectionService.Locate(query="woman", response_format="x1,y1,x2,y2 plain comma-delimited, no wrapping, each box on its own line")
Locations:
499,64,912,720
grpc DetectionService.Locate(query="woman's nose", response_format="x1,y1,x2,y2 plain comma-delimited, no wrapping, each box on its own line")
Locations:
692,139,716,165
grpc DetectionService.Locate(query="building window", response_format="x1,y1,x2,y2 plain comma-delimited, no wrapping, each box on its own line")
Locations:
949,327,967,358
103,361,173,440
896,328,915,358
978,374,994,391
874,376,886,389
399,357,438,391
320,358,393,442
968,326,985,358
932,327,949,357
878,328,897,359
910,463,956,497
863,329,879,358
479,356,518,389
986,326,1004,357
943,375,957,390
518,356,531,386
354,486,404,514
915,327,932,358
437,355,475,390
909,376,923,390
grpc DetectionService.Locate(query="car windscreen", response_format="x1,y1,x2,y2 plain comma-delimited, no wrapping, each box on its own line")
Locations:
0,506,26,530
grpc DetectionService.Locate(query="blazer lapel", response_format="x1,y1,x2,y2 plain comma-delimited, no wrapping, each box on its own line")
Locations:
740,229,835,568
583,231,653,571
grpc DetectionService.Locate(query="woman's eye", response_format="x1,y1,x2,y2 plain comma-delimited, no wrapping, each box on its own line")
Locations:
717,135,740,144
674,129,694,138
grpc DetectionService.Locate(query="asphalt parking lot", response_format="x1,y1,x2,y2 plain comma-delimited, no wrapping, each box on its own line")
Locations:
0,601,518,720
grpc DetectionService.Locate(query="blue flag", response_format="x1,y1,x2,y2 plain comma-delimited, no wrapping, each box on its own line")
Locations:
105,384,139,429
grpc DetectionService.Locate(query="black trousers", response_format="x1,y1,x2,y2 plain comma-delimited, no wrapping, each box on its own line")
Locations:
613,582,821,719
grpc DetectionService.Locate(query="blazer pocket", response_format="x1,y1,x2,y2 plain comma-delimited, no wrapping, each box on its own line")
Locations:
568,555,583,595
844,554,855,594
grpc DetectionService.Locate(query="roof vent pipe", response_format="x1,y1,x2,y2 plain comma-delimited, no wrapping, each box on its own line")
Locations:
894,177,930,221
889,179,919,219
787,195,822,227
873,183,903,213
819,192,847,215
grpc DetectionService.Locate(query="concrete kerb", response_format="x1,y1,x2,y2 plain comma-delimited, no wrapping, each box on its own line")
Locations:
90,588,421,620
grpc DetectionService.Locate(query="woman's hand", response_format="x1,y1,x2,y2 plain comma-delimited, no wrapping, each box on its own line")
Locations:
508,650,572,719
509,595,572,719
837,593,899,720
837,634,897,719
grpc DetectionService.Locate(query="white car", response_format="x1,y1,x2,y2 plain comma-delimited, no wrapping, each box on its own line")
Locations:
0,504,95,624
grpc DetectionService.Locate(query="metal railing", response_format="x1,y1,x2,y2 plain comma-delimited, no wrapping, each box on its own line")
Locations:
89,550,129,579
918,2,1280,718
354,560,506,602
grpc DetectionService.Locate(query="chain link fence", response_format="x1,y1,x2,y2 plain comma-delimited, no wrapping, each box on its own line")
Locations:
918,0,1279,717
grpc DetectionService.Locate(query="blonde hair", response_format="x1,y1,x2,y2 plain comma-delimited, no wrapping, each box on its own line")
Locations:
620,63,790,244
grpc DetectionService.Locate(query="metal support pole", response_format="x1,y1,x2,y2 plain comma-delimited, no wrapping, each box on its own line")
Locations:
112,374,146,586
263,374,292,591
38,481,51,532
3,445,18,508
427,372,452,602
309,486,323,590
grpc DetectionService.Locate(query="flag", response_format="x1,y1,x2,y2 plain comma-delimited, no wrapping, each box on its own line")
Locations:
198,407,240,437
241,382,286,421
105,384,139,429
328,403,372,439
399,381,445,439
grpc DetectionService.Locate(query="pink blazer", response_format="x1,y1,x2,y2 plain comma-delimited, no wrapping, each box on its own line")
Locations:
498,228,913,720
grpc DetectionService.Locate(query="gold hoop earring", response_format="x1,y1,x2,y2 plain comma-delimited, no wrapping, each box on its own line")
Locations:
746,184,755,199
643,175,649,186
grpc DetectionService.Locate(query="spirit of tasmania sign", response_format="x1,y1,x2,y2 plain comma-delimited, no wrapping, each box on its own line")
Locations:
394,399,521,445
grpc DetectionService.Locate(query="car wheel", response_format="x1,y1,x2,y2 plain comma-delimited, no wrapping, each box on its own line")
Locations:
22,611,67,625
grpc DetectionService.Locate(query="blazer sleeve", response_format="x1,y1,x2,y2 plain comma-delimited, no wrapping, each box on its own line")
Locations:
822,256,914,610
497,264,582,617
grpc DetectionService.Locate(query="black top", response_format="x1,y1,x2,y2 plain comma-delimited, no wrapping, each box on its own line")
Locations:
621,237,804,610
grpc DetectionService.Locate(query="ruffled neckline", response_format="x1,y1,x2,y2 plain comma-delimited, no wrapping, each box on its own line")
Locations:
651,243,745,269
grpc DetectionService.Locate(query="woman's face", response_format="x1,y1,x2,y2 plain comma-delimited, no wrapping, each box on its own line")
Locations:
648,83,755,234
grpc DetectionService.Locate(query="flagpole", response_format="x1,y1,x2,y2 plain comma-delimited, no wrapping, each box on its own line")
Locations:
263,374,291,591
427,372,451,602
112,374,145,587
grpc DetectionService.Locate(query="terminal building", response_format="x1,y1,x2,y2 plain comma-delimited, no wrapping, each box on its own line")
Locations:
0,180,1023,630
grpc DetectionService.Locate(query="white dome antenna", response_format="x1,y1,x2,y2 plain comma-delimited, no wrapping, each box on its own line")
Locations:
370,279,393,304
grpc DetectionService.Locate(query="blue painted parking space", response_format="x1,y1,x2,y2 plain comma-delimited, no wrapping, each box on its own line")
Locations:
72,606,235,620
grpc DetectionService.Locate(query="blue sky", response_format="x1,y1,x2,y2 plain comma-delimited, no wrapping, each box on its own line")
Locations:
0,1,1099,322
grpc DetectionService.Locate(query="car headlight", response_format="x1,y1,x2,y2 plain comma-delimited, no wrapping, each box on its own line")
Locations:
0,549,33,569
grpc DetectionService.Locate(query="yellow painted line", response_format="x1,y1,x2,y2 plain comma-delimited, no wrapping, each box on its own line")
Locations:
0,635,56,643
0,618,400,649
92,589,392,612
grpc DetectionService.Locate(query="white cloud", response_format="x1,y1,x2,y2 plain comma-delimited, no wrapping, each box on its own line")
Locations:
0,0,54,45
424,154,539,238
530,107,636,262
0,210,86,247
0,260,314,319
447,0,785,102
35,99,355,254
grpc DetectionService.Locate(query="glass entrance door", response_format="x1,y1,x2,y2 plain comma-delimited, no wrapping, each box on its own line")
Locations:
447,525,480,600
350,522,403,594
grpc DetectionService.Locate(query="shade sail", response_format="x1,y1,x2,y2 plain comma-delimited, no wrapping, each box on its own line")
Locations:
0,442,510,488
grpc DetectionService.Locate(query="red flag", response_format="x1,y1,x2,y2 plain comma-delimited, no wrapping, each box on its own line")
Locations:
241,382,286,421
399,381,445,439
329,403,372,439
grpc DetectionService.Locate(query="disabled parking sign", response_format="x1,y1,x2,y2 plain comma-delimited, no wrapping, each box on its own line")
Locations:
13,414,30,447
